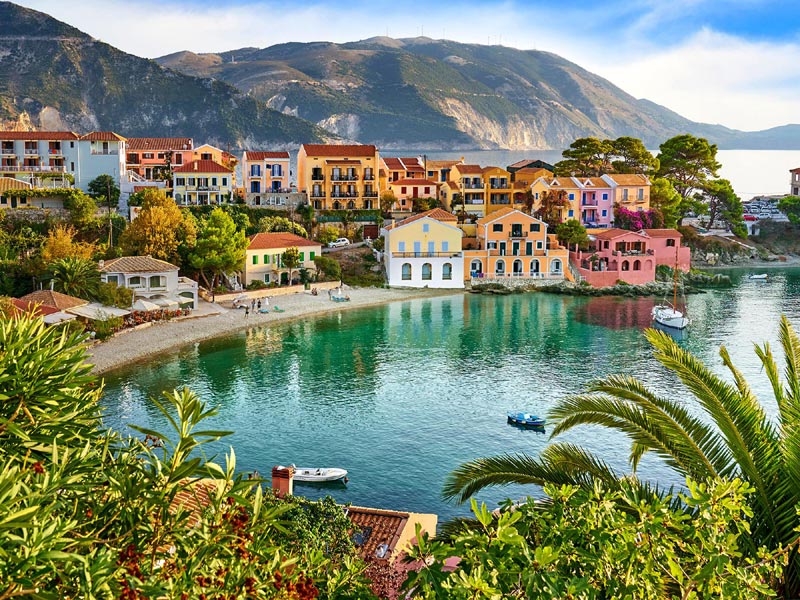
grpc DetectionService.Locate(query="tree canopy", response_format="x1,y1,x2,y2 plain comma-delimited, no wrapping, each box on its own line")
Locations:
189,207,248,290
258,215,308,238
87,174,121,210
554,136,659,177
120,189,197,264
696,178,746,236
656,134,721,213
555,219,589,250
778,196,800,225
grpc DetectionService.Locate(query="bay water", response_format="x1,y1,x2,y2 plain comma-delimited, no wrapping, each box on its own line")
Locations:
102,268,800,520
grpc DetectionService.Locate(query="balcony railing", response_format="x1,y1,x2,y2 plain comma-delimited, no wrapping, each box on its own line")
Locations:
48,148,62,155
331,192,359,198
462,183,483,189
392,252,463,258
489,183,509,189
489,248,548,257
0,165,66,173
311,174,325,181
310,193,326,199
364,175,375,181
363,191,378,198
331,174,358,181
473,272,563,280
612,249,653,256
184,185,221,192
24,149,39,155
464,199,484,205
581,200,598,207
490,198,511,205
91,150,118,155
507,231,527,239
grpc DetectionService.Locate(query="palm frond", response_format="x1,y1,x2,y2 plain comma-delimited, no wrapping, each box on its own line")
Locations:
780,315,800,406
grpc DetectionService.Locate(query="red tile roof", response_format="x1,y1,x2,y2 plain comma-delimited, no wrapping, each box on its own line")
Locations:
0,131,79,140
127,137,193,151
425,159,463,169
10,298,59,317
389,178,438,186
244,151,290,160
347,506,408,561
476,206,518,225
173,160,233,174
301,144,377,157
642,228,682,238
80,131,126,142
18,290,87,311
385,208,457,230
605,174,650,186
248,232,320,250
0,177,32,192
101,256,179,273
456,164,483,175
593,228,648,240
382,157,405,170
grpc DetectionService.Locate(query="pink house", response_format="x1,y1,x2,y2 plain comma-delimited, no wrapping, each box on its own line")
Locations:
388,178,439,212
577,177,614,228
571,227,690,287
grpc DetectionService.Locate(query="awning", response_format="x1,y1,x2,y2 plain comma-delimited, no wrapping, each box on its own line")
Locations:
42,311,77,325
66,303,131,320
132,299,161,312
150,297,179,309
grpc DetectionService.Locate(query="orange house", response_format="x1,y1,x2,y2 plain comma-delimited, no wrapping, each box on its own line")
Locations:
388,178,439,212
126,138,193,180
463,207,568,281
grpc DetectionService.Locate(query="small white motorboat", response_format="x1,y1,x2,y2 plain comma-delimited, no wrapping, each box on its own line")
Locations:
290,465,349,483
749,273,768,280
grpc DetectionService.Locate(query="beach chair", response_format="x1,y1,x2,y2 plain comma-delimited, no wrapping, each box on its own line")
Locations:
272,306,286,313
259,308,269,314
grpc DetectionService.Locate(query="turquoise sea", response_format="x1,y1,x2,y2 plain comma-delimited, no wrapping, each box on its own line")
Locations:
101,268,800,521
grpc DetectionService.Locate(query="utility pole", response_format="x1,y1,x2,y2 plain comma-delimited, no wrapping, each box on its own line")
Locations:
107,178,113,248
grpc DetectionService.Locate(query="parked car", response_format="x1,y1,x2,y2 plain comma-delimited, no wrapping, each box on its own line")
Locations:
328,238,351,248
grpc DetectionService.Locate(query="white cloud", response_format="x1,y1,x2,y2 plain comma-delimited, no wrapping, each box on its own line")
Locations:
13,0,800,131
591,29,800,130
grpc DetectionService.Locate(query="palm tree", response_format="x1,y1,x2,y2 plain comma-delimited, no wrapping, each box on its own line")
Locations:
50,256,101,300
444,318,800,596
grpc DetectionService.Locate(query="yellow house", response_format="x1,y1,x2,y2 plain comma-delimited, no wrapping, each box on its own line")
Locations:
244,232,322,286
192,143,238,183
382,208,464,288
602,174,651,211
530,176,582,223
297,144,380,211
481,166,513,215
463,207,568,281
449,164,485,216
172,160,234,205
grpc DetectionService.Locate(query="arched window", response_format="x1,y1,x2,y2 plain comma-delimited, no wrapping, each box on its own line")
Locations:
550,259,562,274
174,193,183,202
633,259,641,271
401,263,412,280
347,200,355,209
332,201,341,210
422,263,432,280
530,259,540,276
495,259,505,275
470,259,483,277
513,259,523,276
621,260,630,271
442,263,453,280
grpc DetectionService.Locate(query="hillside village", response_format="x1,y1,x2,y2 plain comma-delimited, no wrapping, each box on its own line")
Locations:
1,129,797,335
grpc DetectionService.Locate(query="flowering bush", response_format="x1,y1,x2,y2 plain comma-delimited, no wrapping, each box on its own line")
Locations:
123,308,190,328
614,205,664,231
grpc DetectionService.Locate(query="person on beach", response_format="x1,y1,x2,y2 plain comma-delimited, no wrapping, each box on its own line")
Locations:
245,306,249,318
265,297,270,307
251,298,256,310
257,299,262,311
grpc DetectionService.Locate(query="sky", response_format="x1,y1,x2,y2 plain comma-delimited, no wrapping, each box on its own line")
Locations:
12,0,800,132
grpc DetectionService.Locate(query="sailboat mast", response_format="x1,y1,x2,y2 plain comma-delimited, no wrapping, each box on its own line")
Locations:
673,246,679,308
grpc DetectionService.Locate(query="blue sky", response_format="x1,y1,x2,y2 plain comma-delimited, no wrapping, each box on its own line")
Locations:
14,0,800,131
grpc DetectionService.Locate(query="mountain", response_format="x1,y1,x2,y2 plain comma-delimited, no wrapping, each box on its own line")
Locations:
0,2,331,148
156,37,800,151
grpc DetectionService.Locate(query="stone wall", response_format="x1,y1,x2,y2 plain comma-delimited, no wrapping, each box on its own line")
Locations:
469,276,571,289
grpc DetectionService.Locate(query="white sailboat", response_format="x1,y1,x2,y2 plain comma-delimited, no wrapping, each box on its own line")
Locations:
652,250,690,330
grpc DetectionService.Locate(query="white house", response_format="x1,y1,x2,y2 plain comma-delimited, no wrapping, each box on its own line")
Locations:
99,256,198,309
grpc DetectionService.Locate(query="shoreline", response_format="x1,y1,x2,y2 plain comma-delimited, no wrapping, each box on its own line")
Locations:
88,287,460,375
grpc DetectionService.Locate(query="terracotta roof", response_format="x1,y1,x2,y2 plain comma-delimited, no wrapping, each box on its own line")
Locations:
127,137,193,151
173,160,233,174
382,157,405,170
18,290,87,311
508,159,537,169
0,177,32,192
301,144,377,157
791,167,800,174
325,159,365,165
642,228,682,238
0,131,79,140
80,131,126,142
101,256,179,273
169,479,218,528
347,506,409,561
593,228,648,240
385,208,458,230
514,167,551,180
580,177,609,188
244,151,290,160
248,232,320,250
10,298,59,317
476,206,518,225
605,174,650,186
456,165,483,175
389,178,438,186
446,180,460,190
548,178,578,188
481,166,509,174
425,159,462,169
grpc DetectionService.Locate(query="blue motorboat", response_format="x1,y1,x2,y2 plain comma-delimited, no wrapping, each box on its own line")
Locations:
507,412,546,428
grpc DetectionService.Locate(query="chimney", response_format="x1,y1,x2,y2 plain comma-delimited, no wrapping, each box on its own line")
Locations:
98,259,104,269
271,465,295,498
50,279,54,291
194,161,198,171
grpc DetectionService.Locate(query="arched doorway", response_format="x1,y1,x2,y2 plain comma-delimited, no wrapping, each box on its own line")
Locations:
530,259,540,277
513,259,523,276
470,259,483,278
495,259,505,276
550,259,562,275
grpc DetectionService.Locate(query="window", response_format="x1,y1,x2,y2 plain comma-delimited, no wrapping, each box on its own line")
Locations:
251,165,261,177
187,177,195,186
428,241,435,254
442,241,449,252
550,259,562,274
569,193,575,200
602,210,607,217
128,276,142,287
487,241,497,250
530,223,540,232
402,263,412,280
633,259,641,271
602,193,608,200
251,182,261,193
106,275,119,285
495,259,505,275
310,252,316,260
70,141,74,148
568,210,574,217
143,153,154,159
526,241,532,255
149,275,165,288
398,241,406,252
666,239,676,247
252,255,258,265
222,177,228,186
422,263,432,280
212,177,218,186
424,187,430,194
637,188,644,200
299,252,305,262
492,224,503,232
175,177,185,186
623,189,629,201
621,260,630,271
470,259,483,275
442,263,452,280
264,254,269,264
422,223,429,232
401,187,407,195
157,153,165,159
201,153,212,160
536,241,543,249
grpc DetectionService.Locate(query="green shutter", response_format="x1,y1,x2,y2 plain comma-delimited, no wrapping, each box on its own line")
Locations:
310,251,316,260
252,255,258,265
264,254,268,264
299,252,305,262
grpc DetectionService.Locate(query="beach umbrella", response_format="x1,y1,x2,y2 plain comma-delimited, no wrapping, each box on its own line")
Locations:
132,299,160,312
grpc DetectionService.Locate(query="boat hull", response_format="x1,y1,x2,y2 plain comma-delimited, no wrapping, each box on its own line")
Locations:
652,305,690,330
507,412,546,428
292,467,348,483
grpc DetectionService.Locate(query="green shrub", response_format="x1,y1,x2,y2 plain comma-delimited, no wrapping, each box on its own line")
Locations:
90,315,123,340
247,280,267,290
313,255,342,281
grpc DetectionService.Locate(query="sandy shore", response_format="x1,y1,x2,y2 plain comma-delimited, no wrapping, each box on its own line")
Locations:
88,287,460,375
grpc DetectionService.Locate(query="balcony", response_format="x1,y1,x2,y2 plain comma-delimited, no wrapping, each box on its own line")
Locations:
464,199,484,205
490,198,511,205
489,183,509,189
392,251,463,258
331,192,359,198
581,199,599,207
612,249,653,256
363,191,378,198
364,174,375,181
310,192,326,199
0,165,66,173
311,173,325,181
331,174,359,182
24,149,39,156
184,185,221,192
507,231,528,239
462,183,483,189
91,150,118,155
